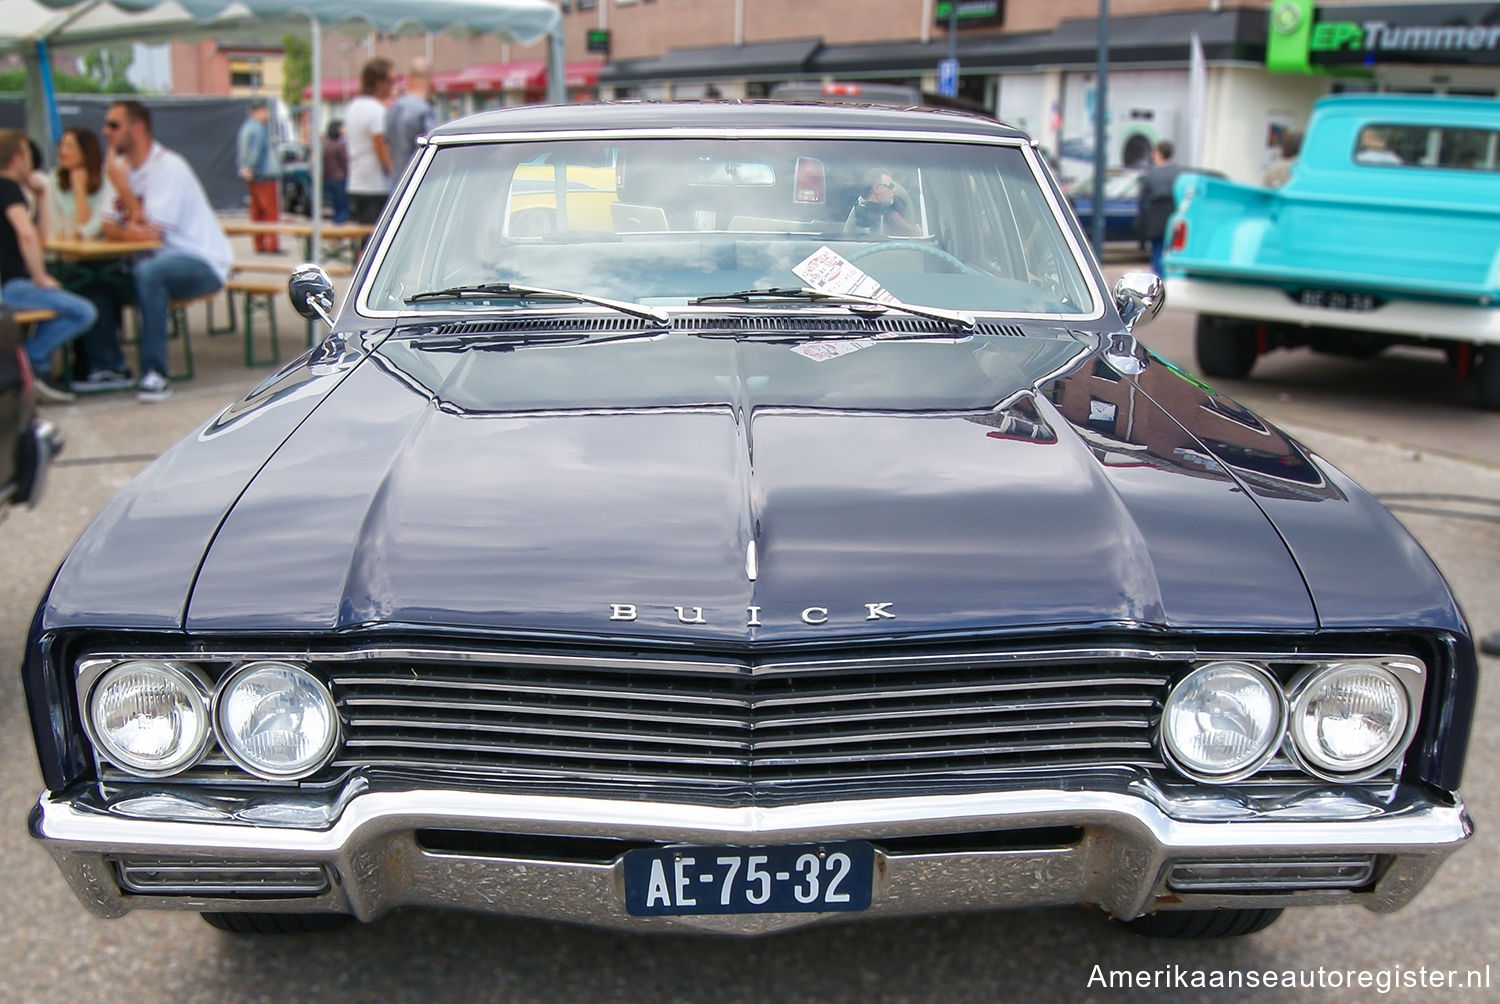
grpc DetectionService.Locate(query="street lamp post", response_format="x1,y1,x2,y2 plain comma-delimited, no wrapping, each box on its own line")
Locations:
1091,0,1109,258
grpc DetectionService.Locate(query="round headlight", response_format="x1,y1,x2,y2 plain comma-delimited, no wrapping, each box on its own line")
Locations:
1290,663,1410,778
1161,662,1285,782
88,661,211,776
214,662,339,779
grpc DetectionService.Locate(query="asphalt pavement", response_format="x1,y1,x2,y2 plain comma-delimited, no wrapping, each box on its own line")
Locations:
1,253,1496,1002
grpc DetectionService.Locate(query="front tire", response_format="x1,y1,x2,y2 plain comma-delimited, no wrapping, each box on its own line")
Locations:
201,912,353,935
1194,314,1258,379
1118,907,1283,939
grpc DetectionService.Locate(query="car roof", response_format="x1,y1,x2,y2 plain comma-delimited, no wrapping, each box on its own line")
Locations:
429,99,1027,142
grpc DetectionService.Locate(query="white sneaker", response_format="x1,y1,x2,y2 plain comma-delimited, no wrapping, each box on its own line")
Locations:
76,368,134,392
136,370,173,403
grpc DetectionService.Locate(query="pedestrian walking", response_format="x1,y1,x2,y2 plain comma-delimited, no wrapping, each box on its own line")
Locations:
1137,139,1184,275
385,58,437,179
236,97,282,251
1263,130,1302,188
322,120,350,224
347,57,395,245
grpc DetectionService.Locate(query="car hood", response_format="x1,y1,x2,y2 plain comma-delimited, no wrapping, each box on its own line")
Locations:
181,327,1325,640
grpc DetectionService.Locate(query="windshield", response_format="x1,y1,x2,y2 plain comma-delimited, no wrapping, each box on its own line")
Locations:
362,137,1097,317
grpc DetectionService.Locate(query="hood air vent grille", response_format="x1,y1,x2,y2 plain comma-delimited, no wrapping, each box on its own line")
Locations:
415,317,1028,338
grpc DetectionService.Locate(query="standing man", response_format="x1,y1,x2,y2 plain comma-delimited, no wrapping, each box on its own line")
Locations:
346,57,395,242
100,100,232,403
1136,139,1183,275
0,129,96,403
236,97,281,252
385,58,437,180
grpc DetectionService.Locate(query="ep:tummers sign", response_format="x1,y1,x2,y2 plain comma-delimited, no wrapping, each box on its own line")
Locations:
1312,20,1500,54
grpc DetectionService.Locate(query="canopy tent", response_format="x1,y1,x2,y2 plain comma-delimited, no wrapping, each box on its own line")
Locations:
5,0,563,259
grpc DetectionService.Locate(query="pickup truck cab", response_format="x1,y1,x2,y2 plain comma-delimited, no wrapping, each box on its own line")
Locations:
1163,94,1500,408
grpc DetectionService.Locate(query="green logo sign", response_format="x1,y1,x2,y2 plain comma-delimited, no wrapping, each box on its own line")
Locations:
1271,0,1303,35
1309,20,1364,51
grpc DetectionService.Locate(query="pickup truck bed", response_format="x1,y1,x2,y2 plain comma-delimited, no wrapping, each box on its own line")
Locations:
1163,94,1500,408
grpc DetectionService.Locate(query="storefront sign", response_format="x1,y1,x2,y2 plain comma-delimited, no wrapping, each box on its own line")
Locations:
1270,1,1500,72
934,1,1004,27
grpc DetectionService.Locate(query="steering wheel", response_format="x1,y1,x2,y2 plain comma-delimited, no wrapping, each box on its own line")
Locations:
848,241,976,275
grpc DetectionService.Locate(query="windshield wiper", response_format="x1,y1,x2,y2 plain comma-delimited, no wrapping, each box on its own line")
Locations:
690,286,975,332
405,282,670,325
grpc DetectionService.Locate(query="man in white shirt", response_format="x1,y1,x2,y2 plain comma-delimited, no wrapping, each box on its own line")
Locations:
101,100,232,402
346,58,395,247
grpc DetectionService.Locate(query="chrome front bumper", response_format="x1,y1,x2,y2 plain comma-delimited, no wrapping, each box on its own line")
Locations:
31,777,1471,934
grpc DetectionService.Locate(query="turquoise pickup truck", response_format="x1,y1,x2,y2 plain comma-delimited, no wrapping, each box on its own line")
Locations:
1163,93,1500,408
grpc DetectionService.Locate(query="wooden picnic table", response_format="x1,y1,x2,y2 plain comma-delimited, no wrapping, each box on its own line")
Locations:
45,237,163,261
220,220,373,263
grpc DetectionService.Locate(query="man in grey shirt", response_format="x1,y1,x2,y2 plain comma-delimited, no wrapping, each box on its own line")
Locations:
385,58,437,180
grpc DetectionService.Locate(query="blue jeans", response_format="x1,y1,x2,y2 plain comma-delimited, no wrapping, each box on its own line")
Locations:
1,278,98,378
132,252,223,378
1149,238,1165,275
324,179,350,224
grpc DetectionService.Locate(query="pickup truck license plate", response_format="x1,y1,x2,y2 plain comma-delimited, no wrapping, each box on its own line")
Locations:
1298,288,1379,311
623,841,874,915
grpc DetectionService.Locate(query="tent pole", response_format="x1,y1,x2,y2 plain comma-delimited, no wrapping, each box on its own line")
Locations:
22,44,56,154
310,14,323,265
547,25,565,104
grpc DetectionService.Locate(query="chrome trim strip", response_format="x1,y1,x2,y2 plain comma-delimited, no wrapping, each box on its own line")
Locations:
33,783,1471,929
77,644,1424,674
353,128,1105,322
343,696,738,729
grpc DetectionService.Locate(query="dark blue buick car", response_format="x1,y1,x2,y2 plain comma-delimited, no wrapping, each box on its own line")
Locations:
25,102,1474,939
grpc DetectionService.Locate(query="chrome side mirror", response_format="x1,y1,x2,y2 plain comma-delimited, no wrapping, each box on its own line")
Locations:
1113,271,1165,332
289,263,335,326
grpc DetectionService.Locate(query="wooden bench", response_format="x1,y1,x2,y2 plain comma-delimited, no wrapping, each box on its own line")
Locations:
12,309,66,387
223,275,285,367
232,260,352,278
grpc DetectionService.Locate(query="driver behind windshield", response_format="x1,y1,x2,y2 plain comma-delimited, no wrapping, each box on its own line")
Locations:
845,168,921,237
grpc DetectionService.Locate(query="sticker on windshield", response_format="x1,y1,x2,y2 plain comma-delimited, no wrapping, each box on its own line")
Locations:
793,247,900,304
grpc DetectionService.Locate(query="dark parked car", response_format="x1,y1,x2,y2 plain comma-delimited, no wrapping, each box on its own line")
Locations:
1066,169,1144,244
1,306,62,519
277,140,312,217
27,102,1474,940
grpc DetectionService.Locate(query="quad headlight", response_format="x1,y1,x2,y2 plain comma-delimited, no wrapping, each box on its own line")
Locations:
86,661,212,777
1160,661,1285,782
214,662,340,779
1289,663,1412,779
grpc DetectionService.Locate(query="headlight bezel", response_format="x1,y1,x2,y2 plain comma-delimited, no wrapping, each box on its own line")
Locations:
212,661,342,781
1158,660,1288,783
80,659,215,778
1286,661,1421,781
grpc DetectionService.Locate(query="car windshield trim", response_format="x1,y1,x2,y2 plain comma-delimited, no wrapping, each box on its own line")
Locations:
355,134,1102,322
403,282,671,325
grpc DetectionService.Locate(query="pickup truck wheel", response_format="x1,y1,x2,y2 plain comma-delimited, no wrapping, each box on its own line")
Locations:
201,912,352,934
1194,316,1258,379
1117,907,1283,939
1474,348,1500,410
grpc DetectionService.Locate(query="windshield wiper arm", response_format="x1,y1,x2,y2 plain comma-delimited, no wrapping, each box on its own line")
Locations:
405,282,670,325
690,286,975,332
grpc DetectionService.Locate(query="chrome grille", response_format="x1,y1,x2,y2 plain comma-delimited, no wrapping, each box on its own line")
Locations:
325,649,1175,788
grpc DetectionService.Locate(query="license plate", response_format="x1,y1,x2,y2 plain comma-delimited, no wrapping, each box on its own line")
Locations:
623,841,874,916
1298,288,1380,311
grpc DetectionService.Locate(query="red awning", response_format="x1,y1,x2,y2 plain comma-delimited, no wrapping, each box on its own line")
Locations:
307,60,602,101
